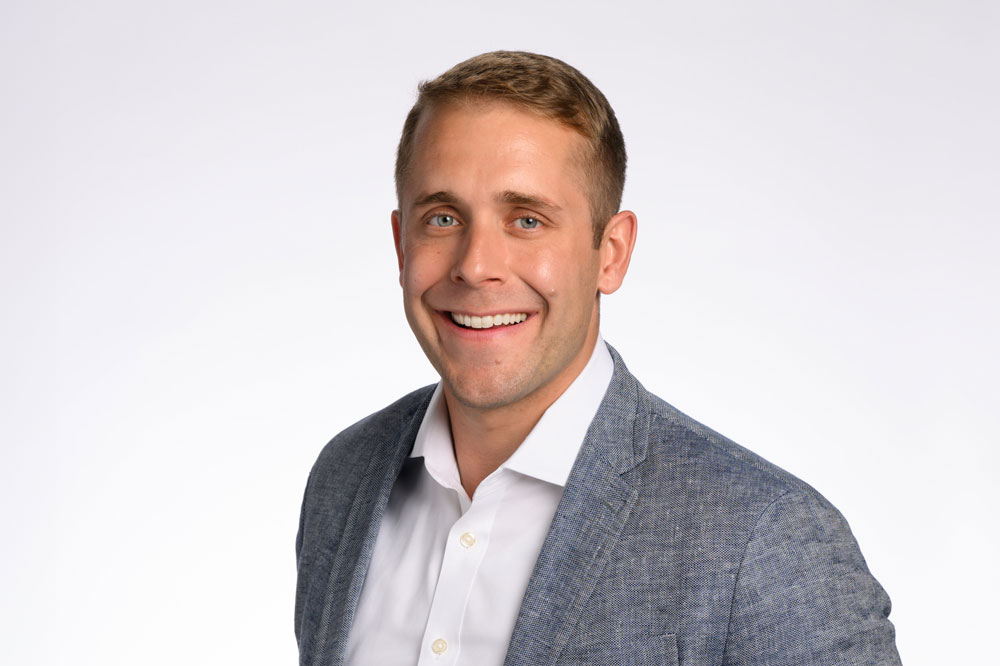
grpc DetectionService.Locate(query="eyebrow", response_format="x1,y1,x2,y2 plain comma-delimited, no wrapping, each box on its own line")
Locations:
412,191,460,207
497,190,562,213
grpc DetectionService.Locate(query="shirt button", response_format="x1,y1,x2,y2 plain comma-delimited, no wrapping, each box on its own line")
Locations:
431,638,448,654
459,532,476,548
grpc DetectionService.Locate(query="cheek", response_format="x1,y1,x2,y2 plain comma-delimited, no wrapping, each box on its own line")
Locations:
519,248,598,302
518,251,560,299
402,246,451,294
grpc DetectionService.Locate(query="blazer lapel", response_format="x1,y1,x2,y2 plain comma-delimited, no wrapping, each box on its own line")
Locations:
309,393,430,666
504,346,651,665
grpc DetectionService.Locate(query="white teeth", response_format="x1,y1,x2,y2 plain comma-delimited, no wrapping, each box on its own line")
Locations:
450,312,528,329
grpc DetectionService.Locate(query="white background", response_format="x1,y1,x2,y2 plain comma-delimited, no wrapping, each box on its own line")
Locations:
2,1,996,664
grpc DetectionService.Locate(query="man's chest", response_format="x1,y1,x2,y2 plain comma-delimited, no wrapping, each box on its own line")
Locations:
344,464,565,666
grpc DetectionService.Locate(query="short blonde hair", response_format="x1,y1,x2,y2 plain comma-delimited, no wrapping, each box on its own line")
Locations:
394,51,627,248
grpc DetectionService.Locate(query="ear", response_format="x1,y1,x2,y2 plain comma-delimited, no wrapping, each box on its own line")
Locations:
391,210,404,285
596,210,638,295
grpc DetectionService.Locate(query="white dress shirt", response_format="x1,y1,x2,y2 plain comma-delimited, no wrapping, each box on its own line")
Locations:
345,337,614,666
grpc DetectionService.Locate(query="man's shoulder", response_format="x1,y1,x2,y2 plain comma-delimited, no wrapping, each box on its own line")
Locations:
309,384,435,480
648,391,803,492
635,384,842,525
603,345,815,507
628,382,881,609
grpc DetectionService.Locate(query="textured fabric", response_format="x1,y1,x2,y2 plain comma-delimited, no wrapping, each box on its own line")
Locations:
296,344,901,665
345,339,614,665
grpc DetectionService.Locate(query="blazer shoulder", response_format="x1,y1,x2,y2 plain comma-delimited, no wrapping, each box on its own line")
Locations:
641,388,821,506
309,384,435,482
297,384,434,559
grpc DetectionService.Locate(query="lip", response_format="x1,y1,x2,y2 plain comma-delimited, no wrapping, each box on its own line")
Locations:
436,310,533,339
448,310,529,318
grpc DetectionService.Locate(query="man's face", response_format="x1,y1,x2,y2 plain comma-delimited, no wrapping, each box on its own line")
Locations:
393,102,610,413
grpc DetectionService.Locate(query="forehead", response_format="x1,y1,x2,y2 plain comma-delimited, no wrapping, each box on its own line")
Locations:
402,101,590,206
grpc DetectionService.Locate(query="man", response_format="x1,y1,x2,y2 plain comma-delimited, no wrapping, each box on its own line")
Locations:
296,51,901,665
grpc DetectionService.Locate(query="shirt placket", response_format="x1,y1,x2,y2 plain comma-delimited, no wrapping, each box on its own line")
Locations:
416,475,509,665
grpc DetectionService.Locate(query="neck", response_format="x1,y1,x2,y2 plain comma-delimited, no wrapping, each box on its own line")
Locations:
443,327,600,498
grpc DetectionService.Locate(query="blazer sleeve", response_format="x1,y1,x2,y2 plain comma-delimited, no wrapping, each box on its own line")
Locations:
722,490,902,666
294,473,310,645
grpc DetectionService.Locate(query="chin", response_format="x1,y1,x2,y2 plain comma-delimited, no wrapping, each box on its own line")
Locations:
444,372,531,411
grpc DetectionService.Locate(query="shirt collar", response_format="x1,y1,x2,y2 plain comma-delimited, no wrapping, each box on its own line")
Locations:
410,383,462,491
410,336,614,490
502,335,614,486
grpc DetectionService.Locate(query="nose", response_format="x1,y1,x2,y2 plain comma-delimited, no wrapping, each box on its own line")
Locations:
451,221,508,286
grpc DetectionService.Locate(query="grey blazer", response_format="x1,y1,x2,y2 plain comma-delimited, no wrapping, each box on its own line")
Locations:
296,346,901,665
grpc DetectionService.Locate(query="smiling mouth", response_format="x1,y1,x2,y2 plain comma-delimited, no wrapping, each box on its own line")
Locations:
449,312,529,329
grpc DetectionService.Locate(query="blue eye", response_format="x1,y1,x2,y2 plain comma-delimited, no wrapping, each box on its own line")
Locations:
515,217,541,230
428,214,458,227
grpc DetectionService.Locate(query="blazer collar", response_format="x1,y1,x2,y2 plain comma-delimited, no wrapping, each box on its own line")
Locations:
504,343,651,665
312,388,432,666
580,343,652,476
